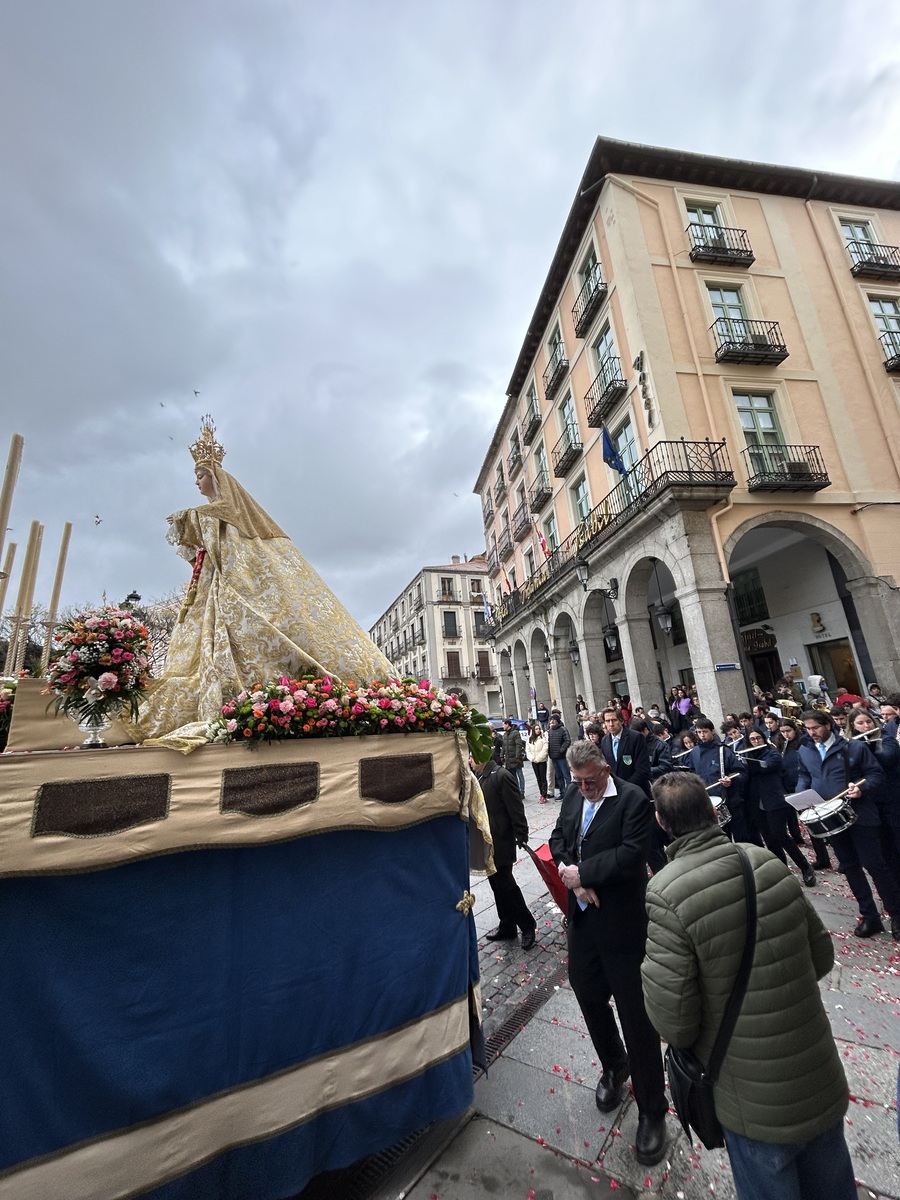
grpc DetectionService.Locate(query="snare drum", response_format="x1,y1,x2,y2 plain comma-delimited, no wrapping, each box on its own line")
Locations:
799,796,857,840
712,796,731,827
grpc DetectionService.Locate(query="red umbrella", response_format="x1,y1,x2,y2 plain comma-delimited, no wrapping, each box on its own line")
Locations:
522,842,570,914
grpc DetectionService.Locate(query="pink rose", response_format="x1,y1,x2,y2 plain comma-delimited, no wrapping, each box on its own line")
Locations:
96,672,118,691
379,718,389,727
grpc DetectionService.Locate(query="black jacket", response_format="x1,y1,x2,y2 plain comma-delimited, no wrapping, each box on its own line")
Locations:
600,727,651,797
478,760,528,868
547,722,571,760
549,778,653,950
796,736,884,826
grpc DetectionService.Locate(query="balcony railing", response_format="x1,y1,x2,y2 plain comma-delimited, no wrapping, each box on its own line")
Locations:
482,495,493,525
687,224,755,267
497,528,514,560
584,355,627,426
572,264,608,337
507,443,523,478
486,547,500,576
741,443,830,492
711,318,788,365
512,500,531,540
847,240,900,281
494,439,736,626
542,341,568,401
493,474,506,503
413,593,424,610
438,589,457,602
521,398,541,444
529,471,553,512
880,331,900,372
551,422,582,477
414,630,425,644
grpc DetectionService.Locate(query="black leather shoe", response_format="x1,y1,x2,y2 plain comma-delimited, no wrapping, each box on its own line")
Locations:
485,927,517,942
854,917,885,938
635,1113,667,1166
595,1062,630,1112
801,865,816,888
521,926,537,951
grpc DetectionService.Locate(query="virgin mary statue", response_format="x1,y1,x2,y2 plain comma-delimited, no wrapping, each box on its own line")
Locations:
124,417,394,750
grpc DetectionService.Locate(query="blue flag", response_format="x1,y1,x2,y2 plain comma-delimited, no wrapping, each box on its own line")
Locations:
482,592,492,622
602,426,627,475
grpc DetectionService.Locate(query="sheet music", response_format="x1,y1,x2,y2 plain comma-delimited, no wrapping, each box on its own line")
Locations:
785,788,826,812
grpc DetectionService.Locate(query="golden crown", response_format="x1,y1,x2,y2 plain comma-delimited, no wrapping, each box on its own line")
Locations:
189,414,225,467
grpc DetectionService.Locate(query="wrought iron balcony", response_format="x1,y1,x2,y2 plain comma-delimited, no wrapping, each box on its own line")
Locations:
507,443,523,478
847,240,900,281
542,341,568,401
529,471,552,512
497,528,514,560
413,593,424,610
493,439,735,628
521,398,541,444
880,331,900,372
512,501,531,540
711,318,788,365
414,630,425,644
687,224,755,267
741,444,830,491
572,264,608,337
438,588,457,602
493,474,506,503
486,547,500,576
552,422,582,477
482,495,493,525
584,355,627,427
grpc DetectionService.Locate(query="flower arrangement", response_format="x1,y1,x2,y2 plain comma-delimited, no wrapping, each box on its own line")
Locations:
208,675,494,761
0,677,17,751
45,606,152,723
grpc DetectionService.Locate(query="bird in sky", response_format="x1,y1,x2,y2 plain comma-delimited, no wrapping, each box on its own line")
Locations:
94,515,102,526
193,389,201,396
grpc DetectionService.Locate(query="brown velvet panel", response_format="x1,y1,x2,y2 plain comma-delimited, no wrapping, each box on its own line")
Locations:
32,775,171,838
359,754,434,804
221,762,320,817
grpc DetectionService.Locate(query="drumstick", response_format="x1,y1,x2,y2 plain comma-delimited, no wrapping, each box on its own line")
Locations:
823,779,867,803
704,772,741,791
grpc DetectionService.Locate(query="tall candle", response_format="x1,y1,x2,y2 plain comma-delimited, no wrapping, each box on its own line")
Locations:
41,522,72,672
4,520,42,676
0,434,24,573
0,542,16,618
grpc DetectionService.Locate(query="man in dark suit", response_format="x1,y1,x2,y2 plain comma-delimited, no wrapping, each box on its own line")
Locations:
550,739,667,1166
470,755,537,950
600,707,651,797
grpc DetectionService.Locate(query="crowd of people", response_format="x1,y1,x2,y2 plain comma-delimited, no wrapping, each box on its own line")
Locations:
479,678,899,1195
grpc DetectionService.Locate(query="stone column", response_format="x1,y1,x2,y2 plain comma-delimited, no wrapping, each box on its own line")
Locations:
845,577,900,694
615,610,661,711
675,583,749,717
580,631,611,713
513,663,532,720
550,641,579,736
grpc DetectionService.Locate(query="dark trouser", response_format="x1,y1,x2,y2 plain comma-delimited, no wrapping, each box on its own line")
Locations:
830,823,900,922
552,755,572,793
876,799,900,881
488,864,535,935
786,805,804,844
724,1118,856,1200
727,800,763,847
531,760,548,797
567,916,667,1119
761,808,810,873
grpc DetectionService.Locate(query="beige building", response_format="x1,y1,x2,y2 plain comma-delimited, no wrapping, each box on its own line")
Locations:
369,555,504,713
475,138,900,730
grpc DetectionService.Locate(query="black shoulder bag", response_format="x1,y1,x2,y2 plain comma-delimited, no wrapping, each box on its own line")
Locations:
664,844,757,1149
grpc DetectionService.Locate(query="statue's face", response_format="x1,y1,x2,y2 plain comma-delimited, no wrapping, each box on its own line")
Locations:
196,469,215,499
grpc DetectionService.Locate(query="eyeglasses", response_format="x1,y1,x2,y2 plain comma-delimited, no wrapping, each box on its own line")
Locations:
571,774,604,790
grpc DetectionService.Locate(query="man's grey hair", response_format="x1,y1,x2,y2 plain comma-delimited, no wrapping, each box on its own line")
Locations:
567,739,609,771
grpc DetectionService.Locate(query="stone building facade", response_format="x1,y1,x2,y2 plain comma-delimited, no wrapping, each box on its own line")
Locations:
474,138,900,731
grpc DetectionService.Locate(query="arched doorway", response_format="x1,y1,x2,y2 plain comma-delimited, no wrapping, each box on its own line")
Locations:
724,514,893,697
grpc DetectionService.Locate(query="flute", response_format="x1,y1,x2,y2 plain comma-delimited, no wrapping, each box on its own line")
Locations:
849,729,878,742
671,747,694,759
705,772,739,792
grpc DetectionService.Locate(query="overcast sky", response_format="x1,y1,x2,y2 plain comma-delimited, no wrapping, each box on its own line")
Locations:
2,0,899,633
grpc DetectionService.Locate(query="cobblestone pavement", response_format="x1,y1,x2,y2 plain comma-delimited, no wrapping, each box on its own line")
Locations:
443,768,900,1200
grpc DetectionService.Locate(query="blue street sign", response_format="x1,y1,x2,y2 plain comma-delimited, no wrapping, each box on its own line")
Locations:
715,663,740,671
